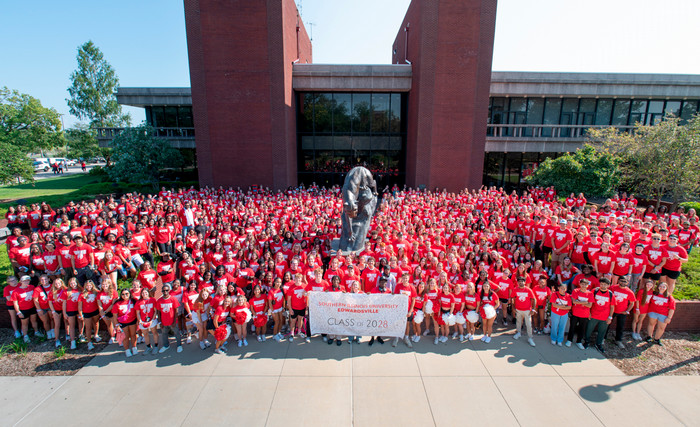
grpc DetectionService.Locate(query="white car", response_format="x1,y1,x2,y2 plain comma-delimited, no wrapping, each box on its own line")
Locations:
33,161,50,172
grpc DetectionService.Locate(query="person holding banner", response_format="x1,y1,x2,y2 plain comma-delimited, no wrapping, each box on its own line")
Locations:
326,276,345,346
287,274,310,343
347,281,364,344
393,273,416,348
368,278,391,346
477,281,500,343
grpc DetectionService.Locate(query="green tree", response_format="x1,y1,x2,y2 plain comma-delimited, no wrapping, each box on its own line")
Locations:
66,41,130,128
526,145,620,197
0,87,63,153
588,114,700,208
108,125,182,189
64,124,113,165
0,144,34,185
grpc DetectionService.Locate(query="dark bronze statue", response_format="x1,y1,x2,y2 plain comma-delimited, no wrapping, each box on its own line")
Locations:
338,166,378,254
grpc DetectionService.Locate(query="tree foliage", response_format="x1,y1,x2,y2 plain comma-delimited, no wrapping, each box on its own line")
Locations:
526,145,620,197
588,114,700,207
0,143,34,185
108,125,182,188
66,41,130,128
0,87,63,152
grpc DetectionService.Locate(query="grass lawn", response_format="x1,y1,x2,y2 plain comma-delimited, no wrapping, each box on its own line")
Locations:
0,174,100,204
674,248,700,300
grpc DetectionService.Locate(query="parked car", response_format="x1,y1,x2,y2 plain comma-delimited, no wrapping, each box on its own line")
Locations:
33,161,50,172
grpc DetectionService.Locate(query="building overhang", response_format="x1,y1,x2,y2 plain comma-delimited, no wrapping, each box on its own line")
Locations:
489,71,700,98
116,87,193,107
292,64,412,92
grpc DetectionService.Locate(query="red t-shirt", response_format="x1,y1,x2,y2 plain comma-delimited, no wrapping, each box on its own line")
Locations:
611,253,633,276
593,251,615,275
571,288,593,318
137,270,158,290
249,295,267,314
549,292,572,316
532,285,551,308
648,293,676,317
65,289,81,312
437,291,455,311
287,284,307,310
79,292,99,313
511,286,536,311
663,245,687,272
114,299,137,323
268,288,285,310
610,285,635,314
590,289,613,321
156,296,180,326
12,286,36,311
33,286,50,310
69,244,93,269
394,284,417,313
136,297,157,322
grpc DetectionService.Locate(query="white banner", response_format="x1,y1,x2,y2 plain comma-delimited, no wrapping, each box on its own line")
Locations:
308,291,409,338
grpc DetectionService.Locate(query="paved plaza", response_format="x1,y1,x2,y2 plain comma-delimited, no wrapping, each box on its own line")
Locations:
3,330,699,427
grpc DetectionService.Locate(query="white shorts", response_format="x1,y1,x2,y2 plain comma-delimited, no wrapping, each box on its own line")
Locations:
272,307,283,314
139,320,159,331
191,312,208,324
131,254,145,268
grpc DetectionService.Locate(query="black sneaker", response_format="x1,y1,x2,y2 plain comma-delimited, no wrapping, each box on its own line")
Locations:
327,338,334,345
368,337,375,346
655,339,663,346
645,336,653,343
336,339,342,346
377,337,385,344
595,344,605,354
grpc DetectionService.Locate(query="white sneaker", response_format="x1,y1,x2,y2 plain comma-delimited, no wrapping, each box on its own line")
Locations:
137,336,144,344
392,337,399,347
151,346,159,355
55,340,61,348
543,326,551,334
459,334,465,341
70,340,77,350
468,334,474,341
557,342,563,347
93,335,102,343
14,331,21,339
177,346,183,353
35,331,45,338
159,346,169,353
423,329,430,336
186,336,192,344
238,340,243,347
23,335,30,343
300,333,307,339
565,340,572,347
434,337,439,345
528,338,536,347
480,335,487,342
323,336,328,342
132,346,138,355
404,336,413,348
109,337,116,344
440,336,448,343
289,335,294,342
204,340,211,348
257,335,262,342
303,336,309,343
261,336,266,342
576,343,585,350
484,336,491,343
513,332,521,340
200,341,206,350
414,335,421,343
452,332,458,339
551,340,556,345
87,342,94,351
125,349,132,357
214,349,223,354
243,339,249,346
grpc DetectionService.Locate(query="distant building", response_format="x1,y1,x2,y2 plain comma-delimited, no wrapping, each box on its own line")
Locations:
99,0,700,192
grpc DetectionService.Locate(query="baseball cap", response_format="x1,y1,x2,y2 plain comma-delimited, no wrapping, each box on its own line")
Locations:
20,275,31,282
559,219,567,224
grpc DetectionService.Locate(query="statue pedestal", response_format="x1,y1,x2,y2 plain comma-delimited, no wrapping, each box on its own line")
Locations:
330,238,365,257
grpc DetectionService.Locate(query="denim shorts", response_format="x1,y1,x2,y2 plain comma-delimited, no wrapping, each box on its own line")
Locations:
647,311,668,323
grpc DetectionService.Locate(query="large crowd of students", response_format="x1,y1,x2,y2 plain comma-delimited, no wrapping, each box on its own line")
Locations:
2,185,695,357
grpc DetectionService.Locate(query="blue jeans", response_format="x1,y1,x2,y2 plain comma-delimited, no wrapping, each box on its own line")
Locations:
550,312,568,344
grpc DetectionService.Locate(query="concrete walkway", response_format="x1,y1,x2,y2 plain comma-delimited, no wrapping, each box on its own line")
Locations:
3,331,699,426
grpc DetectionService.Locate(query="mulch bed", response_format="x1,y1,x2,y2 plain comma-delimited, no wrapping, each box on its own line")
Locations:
0,328,108,376
604,332,700,376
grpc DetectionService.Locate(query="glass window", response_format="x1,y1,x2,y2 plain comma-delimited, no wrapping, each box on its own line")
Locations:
152,107,165,128
681,100,699,122
371,93,389,133
611,99,631,126
542,98,561,137
646,100,664,125
390,93,402,133
299,93,314,132
301,136,314,150
595,99,614,125
163,107,178,128
491,97,506,125
314,94,332,133
332,94,351,132
521,152,539,183
483,152,504,187
333,135,351,151
505,153,522,186
177,107,193,128
664,101,681,118
352,94,371,133
629,100,647,125
526,98,544,124
314,136,333,150
578,99,596,126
